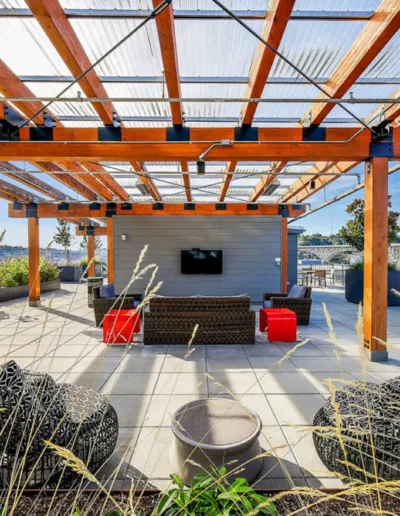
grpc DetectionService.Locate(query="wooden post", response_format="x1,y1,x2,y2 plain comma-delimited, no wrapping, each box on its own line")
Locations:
107,218,114,284
364,157,389,362
28,217,40,306
87,235,95,277
281,217,288,294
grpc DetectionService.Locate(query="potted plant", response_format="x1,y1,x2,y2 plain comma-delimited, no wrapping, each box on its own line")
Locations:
79,236,104,277
53,220,81,282
339,198,400,305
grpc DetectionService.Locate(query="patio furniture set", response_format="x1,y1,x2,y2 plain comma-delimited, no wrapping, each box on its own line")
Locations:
93,283,313,346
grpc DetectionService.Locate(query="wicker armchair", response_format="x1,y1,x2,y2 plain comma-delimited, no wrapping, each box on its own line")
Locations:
313,379,400,482
0,361,118,488
262,287,312,325
92,286,142,327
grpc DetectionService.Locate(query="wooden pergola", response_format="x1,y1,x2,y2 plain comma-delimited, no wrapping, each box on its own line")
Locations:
0,0,399,361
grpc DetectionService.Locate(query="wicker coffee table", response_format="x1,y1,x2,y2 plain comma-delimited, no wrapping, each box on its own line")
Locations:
170,398,263,485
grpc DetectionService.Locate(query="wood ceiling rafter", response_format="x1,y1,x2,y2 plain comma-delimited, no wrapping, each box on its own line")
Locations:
83,162,130,201
152,0,183,125
180,162,192,202
301,0,400,127
0,59,128,201
55,160,114,201
219,161,237,202
241,0,295,126
130,161,162,202
0,177,46,203
25,0,115,126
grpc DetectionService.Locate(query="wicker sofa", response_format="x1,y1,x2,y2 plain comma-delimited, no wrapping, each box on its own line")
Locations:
143,296,256,345
262,286,312,325
92,286,142,327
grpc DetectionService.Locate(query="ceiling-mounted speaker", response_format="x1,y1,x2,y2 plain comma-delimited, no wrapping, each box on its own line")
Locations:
136,178,150,196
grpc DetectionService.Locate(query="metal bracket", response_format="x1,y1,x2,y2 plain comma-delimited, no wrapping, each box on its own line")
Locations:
26,203,38,218
89,202,101,211
234,125,258,141
106,202,117,217
57,202,69,211
184,203,196,210
153,202,164,211
247,204,258,210
30,127,53,141
167,126,190,141
302,125,326,142
43,112,57,128
98,127,121,141
215,203,227,210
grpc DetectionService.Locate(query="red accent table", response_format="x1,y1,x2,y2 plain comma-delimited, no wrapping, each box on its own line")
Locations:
259,308,297,342
103,309,140,345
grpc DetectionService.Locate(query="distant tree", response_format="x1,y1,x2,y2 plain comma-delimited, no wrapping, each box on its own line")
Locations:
53,220,73,264
0,229,5,245
79,236,103,252
339,198,400,252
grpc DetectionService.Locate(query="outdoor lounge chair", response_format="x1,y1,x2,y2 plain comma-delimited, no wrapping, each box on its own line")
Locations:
92,285,142,327
313,378,400,482
0,360,118,488
262,286,312,325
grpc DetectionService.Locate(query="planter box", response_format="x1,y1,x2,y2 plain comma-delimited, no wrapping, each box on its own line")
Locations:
0,280,61,303
345,269,400,306
57,265,82,282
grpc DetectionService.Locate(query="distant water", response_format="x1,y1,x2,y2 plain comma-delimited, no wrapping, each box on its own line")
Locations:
0,246,107,264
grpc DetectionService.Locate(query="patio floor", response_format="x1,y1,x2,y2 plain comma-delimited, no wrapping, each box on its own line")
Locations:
1,283,399,491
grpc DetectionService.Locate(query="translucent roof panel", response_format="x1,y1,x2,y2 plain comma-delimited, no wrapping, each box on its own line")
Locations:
25,82,99,119
104,83,171,119
293,0,381,9
70,19,163,77
362,30,400,79
0,19,71,76
59,1,269,10
181,83,245,119
271,21,366,78
255,83,318,119
175,19,264,77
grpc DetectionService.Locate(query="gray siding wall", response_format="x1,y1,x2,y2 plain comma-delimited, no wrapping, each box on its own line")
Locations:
288,233,298,289
113,216,282,301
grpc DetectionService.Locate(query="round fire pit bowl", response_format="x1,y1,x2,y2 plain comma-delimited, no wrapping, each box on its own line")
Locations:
170,398,263,485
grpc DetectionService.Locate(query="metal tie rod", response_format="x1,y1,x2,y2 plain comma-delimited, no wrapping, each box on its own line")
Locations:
211,0,376,134
12,0,172,135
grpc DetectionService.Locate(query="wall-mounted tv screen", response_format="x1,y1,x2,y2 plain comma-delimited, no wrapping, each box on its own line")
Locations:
181,249,223,275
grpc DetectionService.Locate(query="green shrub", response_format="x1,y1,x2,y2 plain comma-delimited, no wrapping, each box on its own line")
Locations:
0,257,59,287
349,261,398,272
80,258,102,265
156,468,277,516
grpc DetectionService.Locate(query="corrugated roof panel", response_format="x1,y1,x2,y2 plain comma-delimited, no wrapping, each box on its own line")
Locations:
329,84,399,120
255,83,318,118
176,19,264,77
0,18,71,75
271,20,367,78
103,83,171,118
294,0,380,9
181,83,245,119
362,30,400,79
62,120,103,127
70,18,163,77
25,82,99,119
123,121,172,127
59,0,270,10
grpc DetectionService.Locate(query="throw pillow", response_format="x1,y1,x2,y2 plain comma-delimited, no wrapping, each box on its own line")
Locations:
287,284,307,298
99,283,115,299
263,300,271,308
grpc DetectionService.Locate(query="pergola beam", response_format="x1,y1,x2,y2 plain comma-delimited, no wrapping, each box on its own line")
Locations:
8,202,306,218
25,0,115,125
301,0,400,127
130,161,162,202
152,0,183,125
219,161,237,202
180,162,192,202
55,160,114,201
241,0,295,125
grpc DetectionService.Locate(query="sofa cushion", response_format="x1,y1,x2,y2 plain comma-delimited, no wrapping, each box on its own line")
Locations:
100,283,115,299
287,284,307,299
263,300,271,308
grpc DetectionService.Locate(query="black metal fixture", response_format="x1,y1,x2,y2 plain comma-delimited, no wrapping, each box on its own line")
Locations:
309,179,316,190
196,140,233,175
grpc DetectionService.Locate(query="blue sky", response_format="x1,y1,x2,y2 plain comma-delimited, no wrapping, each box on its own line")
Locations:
1,161,399,248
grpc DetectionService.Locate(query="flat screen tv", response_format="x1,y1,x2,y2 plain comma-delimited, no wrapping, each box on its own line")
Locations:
181,249,223,275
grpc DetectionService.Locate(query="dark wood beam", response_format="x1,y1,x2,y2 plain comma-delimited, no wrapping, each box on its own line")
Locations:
83,161,130,201
55,160,114,201
180,162,191,202
219,161,237,202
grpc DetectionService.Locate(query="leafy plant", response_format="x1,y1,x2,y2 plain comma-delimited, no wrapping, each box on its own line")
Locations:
339,198,400,253
80,258,103,265
80,235,103,251
0,257,59,288
349,261,398,272
156,468,277,516
53,219,74,265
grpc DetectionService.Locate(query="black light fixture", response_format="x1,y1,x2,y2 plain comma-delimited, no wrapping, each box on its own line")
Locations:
196,159,206,175
309,179,316,190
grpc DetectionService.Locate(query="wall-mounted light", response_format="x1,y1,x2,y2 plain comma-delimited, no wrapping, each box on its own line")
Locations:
309,179,316,190
197,140,233,175
275,257,281,267
121,234,127,241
